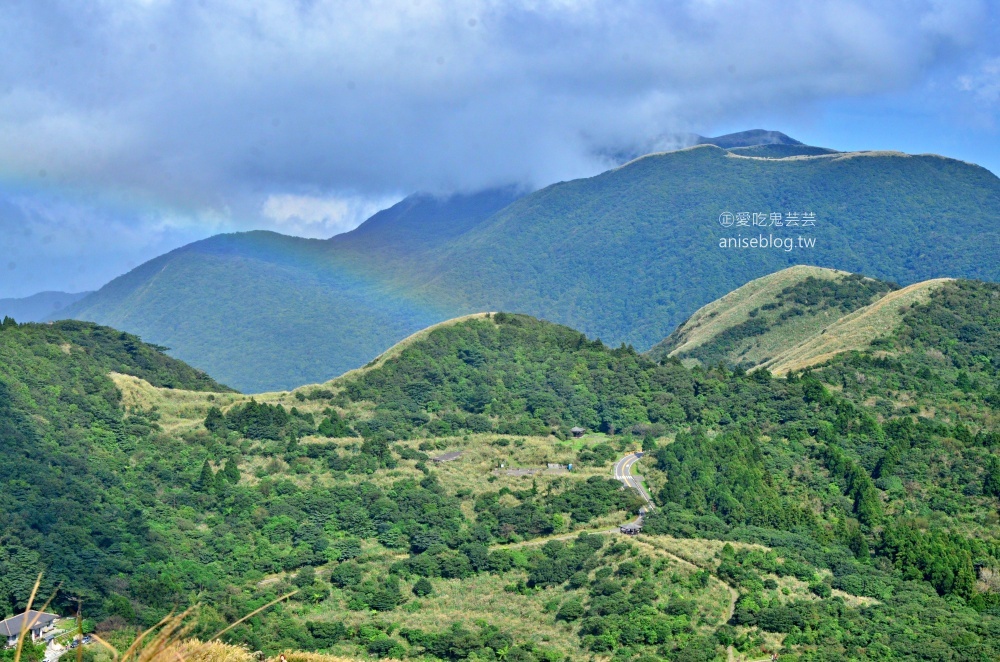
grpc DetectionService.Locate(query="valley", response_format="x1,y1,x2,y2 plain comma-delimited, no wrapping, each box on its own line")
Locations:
7,4,1000,661
51,140,1000,392
2,272,999,660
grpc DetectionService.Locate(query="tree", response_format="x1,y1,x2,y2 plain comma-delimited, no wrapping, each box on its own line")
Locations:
984,456,1000,498
412,577,433,597
330,562,363,588
195,460,214,491
293,566,316,588
221,457,241,484
555,599,584,622
204,406,226,434
370,577,403,611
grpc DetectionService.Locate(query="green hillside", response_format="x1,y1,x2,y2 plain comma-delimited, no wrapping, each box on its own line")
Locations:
53,234,446,393
56,190,518,392
5,279,1000,659
0,318,229,616
59,141,1000,392
648,266,899,368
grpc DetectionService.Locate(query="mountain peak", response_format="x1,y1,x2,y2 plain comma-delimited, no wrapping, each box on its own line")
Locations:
696,129,803,149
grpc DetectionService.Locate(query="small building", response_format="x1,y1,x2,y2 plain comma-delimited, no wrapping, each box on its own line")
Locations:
0,611,59,648
619,523,642,535
570,427,585,438
431,451,463,463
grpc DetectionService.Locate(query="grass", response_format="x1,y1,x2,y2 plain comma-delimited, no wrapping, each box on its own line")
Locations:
765,277,951,374
651,265,849,360
311,313,494,387
112,373,243,434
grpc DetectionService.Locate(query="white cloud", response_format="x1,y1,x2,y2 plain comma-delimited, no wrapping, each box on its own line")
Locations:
958,57,1000,103
0,0,992,202
261,193,403,238
0,0,997,296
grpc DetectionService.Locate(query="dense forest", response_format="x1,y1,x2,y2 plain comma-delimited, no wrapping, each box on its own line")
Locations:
1,279,999,659
62,145,1000,392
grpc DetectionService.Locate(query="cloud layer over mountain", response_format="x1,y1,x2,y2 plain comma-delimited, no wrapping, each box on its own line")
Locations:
0,0,997,296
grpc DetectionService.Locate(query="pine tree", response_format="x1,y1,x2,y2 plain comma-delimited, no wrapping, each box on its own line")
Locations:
984,456,1000,498
286,431,300,455
204,406,226,434
222,457,241,484
196,459,214,491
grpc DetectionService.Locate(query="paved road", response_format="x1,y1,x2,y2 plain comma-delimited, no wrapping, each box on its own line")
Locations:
613,451,655,530
613,452,654,510
613,452,741,648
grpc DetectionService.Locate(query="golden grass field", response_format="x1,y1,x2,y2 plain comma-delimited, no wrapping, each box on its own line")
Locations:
764,277,951,374
670,265,847,361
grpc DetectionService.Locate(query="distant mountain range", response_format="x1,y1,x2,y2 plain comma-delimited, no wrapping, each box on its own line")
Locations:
53,131,1000,391
0,290,92,322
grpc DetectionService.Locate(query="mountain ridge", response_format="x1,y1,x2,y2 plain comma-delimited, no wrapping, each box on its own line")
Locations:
55,140,1000,391
3,275,1000,659
0,290,92,322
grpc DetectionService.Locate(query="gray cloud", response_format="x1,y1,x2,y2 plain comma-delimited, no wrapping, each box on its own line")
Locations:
0,0,997,296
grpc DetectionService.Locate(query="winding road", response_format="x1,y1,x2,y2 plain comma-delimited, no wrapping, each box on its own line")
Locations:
613,452,654,530
614,451,742,651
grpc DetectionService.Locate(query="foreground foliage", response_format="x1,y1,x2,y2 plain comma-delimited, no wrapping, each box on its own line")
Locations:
1,278,999,659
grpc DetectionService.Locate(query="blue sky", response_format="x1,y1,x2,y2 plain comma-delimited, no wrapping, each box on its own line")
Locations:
1,0,999,298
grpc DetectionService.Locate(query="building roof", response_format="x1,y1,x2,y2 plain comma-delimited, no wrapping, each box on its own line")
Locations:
570,427,585,433
0,611,59,637
431,451,463,462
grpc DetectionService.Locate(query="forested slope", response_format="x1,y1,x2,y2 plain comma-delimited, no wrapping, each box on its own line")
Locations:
4,278,1000,660
59,143,1000,391
0,318,229,617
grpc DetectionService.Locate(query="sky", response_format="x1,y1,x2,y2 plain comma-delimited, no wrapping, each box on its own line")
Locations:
1,0,999,298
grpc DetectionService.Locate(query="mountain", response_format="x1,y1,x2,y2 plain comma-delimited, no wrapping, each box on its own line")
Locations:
4,277,1000,659
413,145,1000,354
0,290,92,322
60,141,1000,391
696,128,803,148
647,265,899,368
647,265,961,376
55,190,521,392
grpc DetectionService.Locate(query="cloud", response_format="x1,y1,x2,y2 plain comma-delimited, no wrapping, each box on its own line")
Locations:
0,0,997,295
0,1,992,198
958,57,1000,103
261,192,403,237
